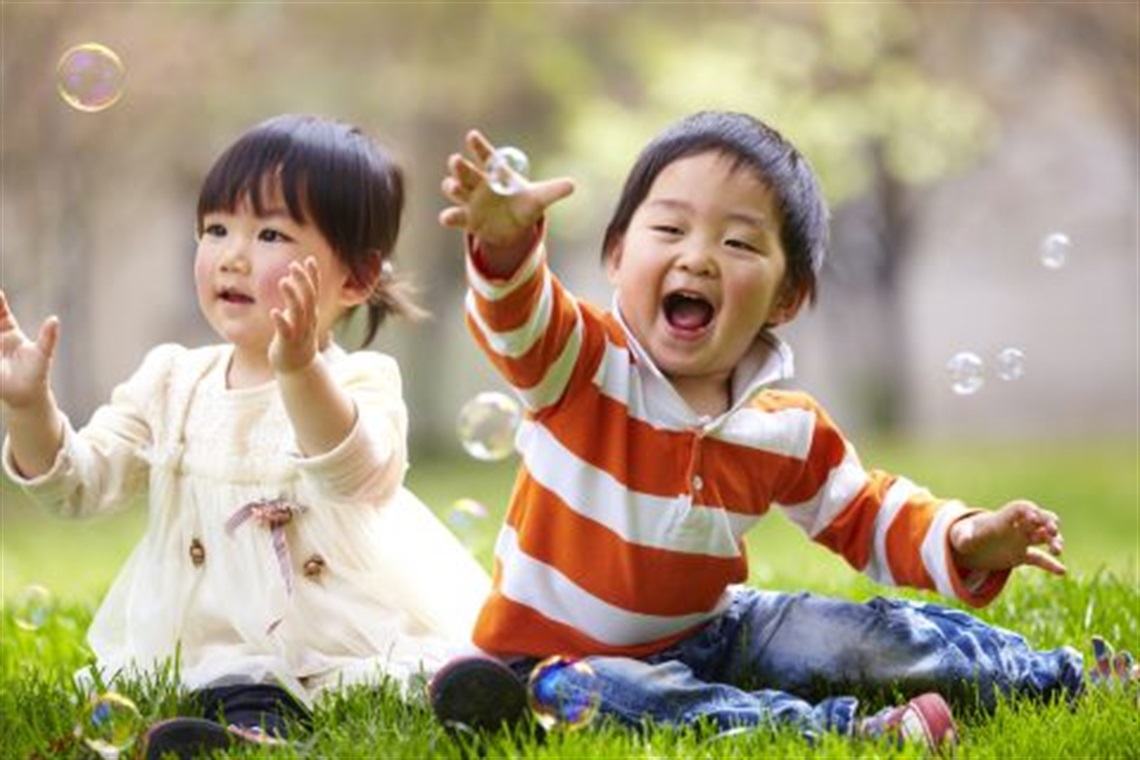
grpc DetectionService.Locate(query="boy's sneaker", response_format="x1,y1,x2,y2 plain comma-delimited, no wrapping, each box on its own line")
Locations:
858,692,958,751
142,716,287,759
428,655,528,732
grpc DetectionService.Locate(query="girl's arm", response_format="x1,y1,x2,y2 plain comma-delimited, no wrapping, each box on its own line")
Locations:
0,289,64,478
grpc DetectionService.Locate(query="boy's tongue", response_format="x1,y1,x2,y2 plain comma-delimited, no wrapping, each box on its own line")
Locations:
666,297,713,330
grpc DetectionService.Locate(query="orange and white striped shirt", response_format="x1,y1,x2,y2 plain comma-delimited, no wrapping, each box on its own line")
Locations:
465,238,1007,660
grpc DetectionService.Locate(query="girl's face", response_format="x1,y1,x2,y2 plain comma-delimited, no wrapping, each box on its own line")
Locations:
606,151,805,406
194,181,356,359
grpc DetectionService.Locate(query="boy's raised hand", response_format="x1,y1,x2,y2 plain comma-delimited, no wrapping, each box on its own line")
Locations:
439,130,574,276
0,289,59,410
949,500,1066,576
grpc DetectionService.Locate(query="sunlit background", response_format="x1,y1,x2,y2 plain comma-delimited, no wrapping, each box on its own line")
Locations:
2,2,1136,602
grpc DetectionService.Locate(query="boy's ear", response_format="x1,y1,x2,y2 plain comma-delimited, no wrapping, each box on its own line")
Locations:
766,282,809,327
339,253,383,307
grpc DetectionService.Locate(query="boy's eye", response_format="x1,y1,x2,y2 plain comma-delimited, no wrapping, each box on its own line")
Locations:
726,238,759,253
651,225,683,236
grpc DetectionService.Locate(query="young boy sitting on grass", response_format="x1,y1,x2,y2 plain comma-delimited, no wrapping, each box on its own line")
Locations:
428,111,1136,749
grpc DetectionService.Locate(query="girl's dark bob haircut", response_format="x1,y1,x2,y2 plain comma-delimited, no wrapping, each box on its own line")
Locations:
197,114,425,347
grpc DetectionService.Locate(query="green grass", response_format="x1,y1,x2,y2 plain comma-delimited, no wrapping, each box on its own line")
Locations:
1,438,1137,757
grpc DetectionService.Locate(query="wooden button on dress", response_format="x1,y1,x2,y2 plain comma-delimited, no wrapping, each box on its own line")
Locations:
189,538,206,566
303,555,326,579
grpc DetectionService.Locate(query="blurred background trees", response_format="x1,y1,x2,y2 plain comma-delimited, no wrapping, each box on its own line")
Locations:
1,0,1136,455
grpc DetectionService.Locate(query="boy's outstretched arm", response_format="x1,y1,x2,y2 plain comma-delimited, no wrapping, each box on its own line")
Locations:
0,289,64,478
949,500,1066,576
439,129,574,278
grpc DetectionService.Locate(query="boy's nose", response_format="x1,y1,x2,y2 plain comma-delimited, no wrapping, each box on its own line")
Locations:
675,241,716,277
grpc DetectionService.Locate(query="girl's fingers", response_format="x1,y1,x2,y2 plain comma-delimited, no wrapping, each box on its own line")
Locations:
439,206,469,229
37,316,60,359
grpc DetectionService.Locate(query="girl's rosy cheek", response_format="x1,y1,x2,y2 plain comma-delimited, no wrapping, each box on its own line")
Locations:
256,260,294,309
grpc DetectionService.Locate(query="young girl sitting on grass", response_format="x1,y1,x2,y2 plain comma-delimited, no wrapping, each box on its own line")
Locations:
0,114,490,757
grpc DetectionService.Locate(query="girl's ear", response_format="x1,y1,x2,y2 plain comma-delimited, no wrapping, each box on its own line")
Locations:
340,252,384,307
604,239,624,284
766,281,808,327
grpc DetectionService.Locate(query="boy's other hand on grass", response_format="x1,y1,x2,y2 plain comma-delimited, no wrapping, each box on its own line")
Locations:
439,129,574,276
950,500,1066,576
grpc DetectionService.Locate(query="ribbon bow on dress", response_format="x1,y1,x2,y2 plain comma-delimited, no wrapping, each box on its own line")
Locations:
225,497,308,634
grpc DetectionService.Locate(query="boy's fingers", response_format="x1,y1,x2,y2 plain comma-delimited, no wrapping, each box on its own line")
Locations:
439,207,468,229
466,130,495,163
531,177,576,208
1025,549,1066,576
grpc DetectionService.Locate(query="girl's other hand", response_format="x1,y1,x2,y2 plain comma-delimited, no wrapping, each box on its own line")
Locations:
0,289,59,409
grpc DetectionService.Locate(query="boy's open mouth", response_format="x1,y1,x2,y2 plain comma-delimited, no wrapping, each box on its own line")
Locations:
663,291,714,331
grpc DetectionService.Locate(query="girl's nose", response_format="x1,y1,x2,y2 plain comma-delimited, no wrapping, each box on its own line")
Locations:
218,241,250,273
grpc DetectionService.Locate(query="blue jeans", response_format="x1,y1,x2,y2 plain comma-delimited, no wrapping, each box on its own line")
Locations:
511,587,1083,737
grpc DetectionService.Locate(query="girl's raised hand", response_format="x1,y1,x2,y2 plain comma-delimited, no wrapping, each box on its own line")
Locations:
0,289,59,410
439,130,574,273
268,258,321,375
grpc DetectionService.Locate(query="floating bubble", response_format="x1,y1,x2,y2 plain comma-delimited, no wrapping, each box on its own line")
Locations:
945,351,984,395
13,584,54,631
457,391,521,461
995,347,1026,382
1039,232,1070,270
527,655,601,731
77,691,142,757
446,498,489,534
485,146,530,195
56,43,126,113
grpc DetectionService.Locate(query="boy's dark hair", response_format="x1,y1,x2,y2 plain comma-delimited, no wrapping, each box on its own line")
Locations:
601,110,829,306
196,114,425,347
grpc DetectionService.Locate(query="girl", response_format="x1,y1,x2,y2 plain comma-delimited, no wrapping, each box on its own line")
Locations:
0,114,489,754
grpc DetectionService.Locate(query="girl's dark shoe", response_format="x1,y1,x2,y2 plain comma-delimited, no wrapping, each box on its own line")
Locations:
429,656,528,732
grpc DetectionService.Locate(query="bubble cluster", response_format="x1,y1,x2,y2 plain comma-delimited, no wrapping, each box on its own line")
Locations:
527,655,601,731
945,351,985,396
457,391,521,461
1039,232,1070,270
13,584,54,632
56,43,125,113
77,691,142,757
995,347,1026,382
485,146,530,195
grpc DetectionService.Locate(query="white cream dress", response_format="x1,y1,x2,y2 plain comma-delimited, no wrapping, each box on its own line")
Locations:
3,343,490,706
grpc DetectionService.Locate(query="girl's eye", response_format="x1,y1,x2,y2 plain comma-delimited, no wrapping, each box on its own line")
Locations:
258,228,292,243
203,223,226,238
652,225,683,236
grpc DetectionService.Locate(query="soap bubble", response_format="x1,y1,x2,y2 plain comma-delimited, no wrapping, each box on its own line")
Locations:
995,347,1026,382
485,146,530,195
446,498,489,534
77,691,142,757
1039,232,1070,270
13,584,54,632
527,655,601,731
56,43,125,113
457,391,521,461
946,351,984,395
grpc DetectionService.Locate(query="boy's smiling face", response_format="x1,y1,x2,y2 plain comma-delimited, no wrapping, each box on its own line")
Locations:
605,151,805,411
